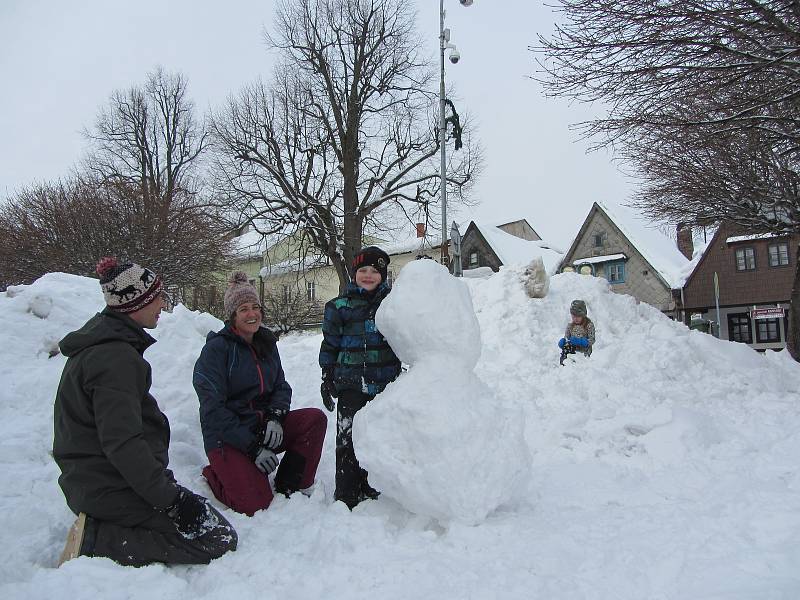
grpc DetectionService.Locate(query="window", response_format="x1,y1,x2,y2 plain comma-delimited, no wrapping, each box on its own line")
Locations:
606,261,625,284
282,285,290,303
469,252,478,267
735,247,755,271
386,269,394,288
306,281,315,302
593,232,605,248
755,318,781,343
727,313,752,343
768,243,789,267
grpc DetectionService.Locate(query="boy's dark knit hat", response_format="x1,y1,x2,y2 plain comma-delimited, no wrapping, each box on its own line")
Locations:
95,257,163,313
570,299,587,317
352,246,390,282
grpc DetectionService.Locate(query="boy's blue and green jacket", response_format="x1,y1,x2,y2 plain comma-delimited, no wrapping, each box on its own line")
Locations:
319,282,401,396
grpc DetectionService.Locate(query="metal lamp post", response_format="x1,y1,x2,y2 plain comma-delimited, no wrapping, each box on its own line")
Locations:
439,0,473,268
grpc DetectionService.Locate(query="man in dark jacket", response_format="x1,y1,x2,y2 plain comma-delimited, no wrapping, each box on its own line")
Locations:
53,257,237,567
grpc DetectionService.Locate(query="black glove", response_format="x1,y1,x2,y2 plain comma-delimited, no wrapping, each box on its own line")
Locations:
165,487,217,539
321,368,337,412
321,382,336,412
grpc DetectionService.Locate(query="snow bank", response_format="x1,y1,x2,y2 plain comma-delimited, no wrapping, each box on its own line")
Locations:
1,266,799,599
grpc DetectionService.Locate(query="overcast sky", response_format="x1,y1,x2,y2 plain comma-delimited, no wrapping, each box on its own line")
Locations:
0,0,635,248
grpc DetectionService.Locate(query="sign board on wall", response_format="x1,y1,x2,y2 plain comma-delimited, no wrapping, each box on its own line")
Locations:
750,307,785,320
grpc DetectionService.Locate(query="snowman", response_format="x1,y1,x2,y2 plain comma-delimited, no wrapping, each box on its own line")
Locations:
354,259,529,524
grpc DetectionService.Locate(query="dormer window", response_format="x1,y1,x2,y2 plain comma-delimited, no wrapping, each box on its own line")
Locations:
592,231,605,248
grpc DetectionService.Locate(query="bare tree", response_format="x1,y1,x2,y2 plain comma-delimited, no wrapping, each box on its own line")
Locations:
1,69,233,291
0,176,233,292
212,0,480,290
536,0,800,359
0,179,105,288
536,1,800,149
82,68,233,289
261,280,323,333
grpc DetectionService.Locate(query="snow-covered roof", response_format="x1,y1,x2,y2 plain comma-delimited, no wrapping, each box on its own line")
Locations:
380,237,440,256
593,202,690,288
231,228,271,260
260,254,326,277
571,253,627,265
470,221,564,274
726,233,783,243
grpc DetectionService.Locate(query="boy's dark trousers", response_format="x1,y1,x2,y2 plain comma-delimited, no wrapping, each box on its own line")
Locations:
335,389,376,508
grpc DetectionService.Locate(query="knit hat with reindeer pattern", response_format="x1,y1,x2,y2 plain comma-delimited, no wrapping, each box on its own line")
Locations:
96,257,163,313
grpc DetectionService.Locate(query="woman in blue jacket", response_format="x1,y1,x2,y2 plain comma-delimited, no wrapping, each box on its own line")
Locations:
194,272,327,516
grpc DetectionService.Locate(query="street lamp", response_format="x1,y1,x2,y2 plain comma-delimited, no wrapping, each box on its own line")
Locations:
439,0,473,268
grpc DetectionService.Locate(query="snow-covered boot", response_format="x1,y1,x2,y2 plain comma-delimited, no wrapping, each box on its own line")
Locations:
57,513,88,566
359,468,380,500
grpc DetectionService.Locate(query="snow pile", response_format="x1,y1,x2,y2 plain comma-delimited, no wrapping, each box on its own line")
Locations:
363,260,528,524
1,267,800,599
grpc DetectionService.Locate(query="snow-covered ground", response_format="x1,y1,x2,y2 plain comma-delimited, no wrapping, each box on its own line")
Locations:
1,267,799,599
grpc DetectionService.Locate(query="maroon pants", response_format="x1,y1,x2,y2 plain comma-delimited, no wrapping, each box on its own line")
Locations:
202,408,327,516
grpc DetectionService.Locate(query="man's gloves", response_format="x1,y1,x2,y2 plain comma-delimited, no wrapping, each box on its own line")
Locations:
321,368,337,412
254,447,279,475
569,336,589,348
165,486,218,539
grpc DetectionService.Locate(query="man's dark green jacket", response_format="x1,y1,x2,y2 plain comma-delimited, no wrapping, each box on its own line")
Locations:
53,308,179,526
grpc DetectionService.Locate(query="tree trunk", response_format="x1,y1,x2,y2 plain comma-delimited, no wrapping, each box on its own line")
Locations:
331,254,349,295
787,245,800,362
340,137,361,292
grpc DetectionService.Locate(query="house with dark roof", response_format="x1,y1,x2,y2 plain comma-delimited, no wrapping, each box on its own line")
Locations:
558,202,692,315
681,222,799,351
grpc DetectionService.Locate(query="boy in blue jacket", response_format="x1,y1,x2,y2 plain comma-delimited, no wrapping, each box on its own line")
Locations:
319,247,401,509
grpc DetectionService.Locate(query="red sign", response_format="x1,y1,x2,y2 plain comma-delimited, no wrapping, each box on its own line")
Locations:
750,307,785,320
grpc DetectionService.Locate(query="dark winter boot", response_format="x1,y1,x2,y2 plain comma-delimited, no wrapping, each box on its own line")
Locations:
274,451,307,497
359,467,380,500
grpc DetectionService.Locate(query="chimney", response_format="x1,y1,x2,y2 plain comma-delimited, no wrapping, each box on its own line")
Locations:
676,222,693,260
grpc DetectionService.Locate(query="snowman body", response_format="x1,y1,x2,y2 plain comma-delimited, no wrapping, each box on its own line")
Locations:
355,259,529,524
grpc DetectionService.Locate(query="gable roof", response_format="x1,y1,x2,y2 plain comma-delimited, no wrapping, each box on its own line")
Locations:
495,219,542,241
464,221,564,274
561,202,690,289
